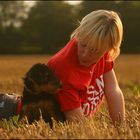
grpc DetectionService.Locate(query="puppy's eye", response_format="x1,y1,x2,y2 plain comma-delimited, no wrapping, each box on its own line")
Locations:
44,73,49,80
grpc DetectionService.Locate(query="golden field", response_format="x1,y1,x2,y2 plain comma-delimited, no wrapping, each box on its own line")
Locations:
0,54,139,139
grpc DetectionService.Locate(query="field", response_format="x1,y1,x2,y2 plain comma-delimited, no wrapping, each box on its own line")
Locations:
0,54,139,139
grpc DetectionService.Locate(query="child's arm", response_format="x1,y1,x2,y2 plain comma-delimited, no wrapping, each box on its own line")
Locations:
104,69,125,125
64,107,85,123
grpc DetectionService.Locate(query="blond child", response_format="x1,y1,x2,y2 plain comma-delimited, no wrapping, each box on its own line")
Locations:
47,10,125,125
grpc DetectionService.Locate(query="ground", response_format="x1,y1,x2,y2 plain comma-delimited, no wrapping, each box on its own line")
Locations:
0,54,139,139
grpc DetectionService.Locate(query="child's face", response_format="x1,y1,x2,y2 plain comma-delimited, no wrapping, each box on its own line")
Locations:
77,41,107,67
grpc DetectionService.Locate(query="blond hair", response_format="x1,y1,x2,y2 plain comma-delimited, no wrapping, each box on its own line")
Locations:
71,10,123,60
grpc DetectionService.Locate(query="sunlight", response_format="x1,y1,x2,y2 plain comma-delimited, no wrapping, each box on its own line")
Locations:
67,1,82,5
24,1,82,6
24,1,36,7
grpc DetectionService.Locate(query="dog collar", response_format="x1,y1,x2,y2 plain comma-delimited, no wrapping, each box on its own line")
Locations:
16,97,22,115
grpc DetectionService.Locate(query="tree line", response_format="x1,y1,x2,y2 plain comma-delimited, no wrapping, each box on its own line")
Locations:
0,1,140,54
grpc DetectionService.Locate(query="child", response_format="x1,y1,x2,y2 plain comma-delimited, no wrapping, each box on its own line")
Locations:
47,10,125,125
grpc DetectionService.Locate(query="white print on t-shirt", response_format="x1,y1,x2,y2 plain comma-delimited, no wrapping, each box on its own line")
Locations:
82,75,104,116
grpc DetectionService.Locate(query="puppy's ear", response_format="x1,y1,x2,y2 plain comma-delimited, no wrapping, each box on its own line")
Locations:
24,77,35,90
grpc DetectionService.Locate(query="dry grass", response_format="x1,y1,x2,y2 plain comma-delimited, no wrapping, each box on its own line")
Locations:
115,54,140,85
0,54,139,139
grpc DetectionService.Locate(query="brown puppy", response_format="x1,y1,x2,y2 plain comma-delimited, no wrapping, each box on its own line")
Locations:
20,63,65,127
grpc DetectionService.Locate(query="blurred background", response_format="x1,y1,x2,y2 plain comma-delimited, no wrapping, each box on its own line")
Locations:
0,1,140,54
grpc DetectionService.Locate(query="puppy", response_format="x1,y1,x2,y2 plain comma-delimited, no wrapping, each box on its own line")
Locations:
0,63,65,127
20,63,65,126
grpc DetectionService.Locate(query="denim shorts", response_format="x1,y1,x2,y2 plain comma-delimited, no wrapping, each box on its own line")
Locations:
0,93,18,119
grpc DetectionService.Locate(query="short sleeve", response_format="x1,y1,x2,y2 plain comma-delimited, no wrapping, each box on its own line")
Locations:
104,54,114,73
56,87,81,112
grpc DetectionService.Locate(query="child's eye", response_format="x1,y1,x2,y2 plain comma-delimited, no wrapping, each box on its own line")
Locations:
90,48,94,52
81,44,87,48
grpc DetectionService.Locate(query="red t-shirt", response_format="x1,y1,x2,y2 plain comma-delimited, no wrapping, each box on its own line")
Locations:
47,39,113,116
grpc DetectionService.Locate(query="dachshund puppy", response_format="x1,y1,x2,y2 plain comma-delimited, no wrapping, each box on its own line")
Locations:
0,63,65,127
20,63,65,126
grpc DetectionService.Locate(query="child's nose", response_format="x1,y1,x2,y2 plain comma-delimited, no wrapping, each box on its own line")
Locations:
82,49,91,58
